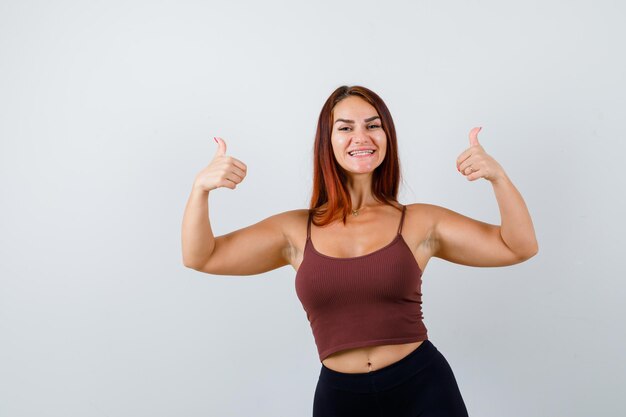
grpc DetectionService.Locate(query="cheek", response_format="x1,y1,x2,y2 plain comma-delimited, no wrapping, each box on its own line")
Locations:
332,137,347,156
331,140,342,157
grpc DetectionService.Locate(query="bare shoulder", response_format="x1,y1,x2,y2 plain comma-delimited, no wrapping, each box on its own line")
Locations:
277,206,310,241
407,202,493,246
274,207,309,228
405,202,470,241
405,202,443,212
406,202,452,221
404,202,439,234
272,208,310,267
392,203,440,270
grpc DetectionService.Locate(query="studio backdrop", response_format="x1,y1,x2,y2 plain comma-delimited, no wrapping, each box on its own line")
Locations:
1,1,624,416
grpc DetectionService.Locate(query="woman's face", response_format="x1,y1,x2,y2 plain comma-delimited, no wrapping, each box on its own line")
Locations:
330,96,387,175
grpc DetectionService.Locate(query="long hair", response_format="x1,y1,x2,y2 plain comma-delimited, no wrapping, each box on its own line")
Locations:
309,85,403,226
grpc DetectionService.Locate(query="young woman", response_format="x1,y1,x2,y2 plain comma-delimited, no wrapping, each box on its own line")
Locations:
182,85,538,417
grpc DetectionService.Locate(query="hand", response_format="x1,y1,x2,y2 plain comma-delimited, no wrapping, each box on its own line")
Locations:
455,127,505,182
193,137,248,192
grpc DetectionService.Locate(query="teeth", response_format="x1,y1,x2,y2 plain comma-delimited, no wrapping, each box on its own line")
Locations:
349,150,374,156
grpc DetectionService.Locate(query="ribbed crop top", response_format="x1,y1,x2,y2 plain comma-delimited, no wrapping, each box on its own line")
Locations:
295,205,429,362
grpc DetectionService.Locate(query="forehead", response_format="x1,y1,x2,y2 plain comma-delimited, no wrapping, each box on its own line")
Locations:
333,96,378,120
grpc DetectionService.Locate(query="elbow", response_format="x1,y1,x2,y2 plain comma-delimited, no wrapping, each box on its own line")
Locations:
518,241,539,261
182,261,197,270
183,262,197,270
182,256,202,271
183,257,215,274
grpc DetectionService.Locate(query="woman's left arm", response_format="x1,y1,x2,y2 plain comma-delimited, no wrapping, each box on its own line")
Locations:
431,127,538,267
488,171,539,258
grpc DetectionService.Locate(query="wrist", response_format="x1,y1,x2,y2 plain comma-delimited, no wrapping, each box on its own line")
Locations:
192,183,211,195
490,170,510,185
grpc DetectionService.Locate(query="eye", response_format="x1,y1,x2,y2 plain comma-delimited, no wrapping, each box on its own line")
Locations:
338,124,381,131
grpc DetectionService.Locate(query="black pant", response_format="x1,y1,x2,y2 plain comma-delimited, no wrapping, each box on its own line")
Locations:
313,340,469,417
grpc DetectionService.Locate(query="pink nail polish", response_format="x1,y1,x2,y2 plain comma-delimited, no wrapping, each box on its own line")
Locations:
214,137,218,143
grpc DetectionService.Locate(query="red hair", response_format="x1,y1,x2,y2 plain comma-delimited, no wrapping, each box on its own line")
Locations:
309,85,404,226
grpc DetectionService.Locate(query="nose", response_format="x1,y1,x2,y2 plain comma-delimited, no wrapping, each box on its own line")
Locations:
351,126,373,143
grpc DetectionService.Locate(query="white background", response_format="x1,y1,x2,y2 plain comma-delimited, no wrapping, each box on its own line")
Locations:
1,1,624,416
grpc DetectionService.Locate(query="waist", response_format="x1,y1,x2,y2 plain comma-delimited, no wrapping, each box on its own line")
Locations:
321,338,428,374
319,339,438,393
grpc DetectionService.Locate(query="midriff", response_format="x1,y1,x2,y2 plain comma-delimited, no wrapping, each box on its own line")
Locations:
321,340,425,374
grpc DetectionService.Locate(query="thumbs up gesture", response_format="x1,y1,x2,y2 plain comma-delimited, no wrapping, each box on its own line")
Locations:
455,127,505,182
192,137,248,192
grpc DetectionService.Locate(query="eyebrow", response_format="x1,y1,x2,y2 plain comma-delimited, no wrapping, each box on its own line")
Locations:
334,115,381,124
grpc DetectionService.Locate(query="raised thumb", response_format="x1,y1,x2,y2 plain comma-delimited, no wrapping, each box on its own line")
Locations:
213,136,227,156
469,127,482,147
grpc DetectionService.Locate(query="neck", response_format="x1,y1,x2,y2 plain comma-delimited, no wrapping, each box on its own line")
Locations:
346,175,375,208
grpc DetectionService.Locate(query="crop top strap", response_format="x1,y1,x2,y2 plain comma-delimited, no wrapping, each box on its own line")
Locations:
397,204,407,234
306,209,312,239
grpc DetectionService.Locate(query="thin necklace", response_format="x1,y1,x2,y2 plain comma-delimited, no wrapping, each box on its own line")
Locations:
351,204,369,216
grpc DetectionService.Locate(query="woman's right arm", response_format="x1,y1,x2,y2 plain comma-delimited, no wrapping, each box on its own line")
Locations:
181,185,216,268
181,137,291,275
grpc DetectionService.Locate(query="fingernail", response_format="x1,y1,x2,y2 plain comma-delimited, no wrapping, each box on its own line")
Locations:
214,137,218,143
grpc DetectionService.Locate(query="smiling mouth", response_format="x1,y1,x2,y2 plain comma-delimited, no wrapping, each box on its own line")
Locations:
348,150,376,158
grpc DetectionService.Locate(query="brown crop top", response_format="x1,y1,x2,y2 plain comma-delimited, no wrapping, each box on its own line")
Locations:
295,204,428,362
